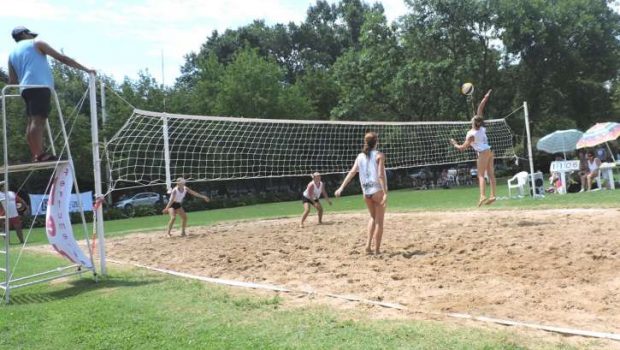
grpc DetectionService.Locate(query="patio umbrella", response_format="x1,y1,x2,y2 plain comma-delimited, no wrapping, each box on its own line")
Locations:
576,122,620,161
536,129,583,159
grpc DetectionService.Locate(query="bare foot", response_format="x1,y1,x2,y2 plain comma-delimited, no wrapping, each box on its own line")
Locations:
299,223,304,228
365,247,373,255
477,196,487,207
485,196,496,205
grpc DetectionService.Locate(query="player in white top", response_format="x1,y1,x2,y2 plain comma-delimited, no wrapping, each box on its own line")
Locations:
335,132,388,255
451,89,497,206
300,172,332,228
162,177,210,237
580,150,601,191
0,184,29,244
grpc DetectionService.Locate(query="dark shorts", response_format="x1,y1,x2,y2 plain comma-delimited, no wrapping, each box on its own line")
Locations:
171,202,182,210
21,88,51,118
302,195,318,204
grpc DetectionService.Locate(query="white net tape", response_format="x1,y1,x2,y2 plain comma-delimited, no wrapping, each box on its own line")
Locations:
106,109,515,187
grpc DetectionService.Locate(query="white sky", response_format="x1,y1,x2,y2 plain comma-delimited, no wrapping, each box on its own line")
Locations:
0,0,408,84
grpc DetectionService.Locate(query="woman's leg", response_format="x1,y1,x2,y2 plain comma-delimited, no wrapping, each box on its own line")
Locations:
300,203,311,228
363,196,377,253
165,208,176,236
178,208,188,235
315,202,324,224
486,151,497,203
370,191,386,254
476,153,489,205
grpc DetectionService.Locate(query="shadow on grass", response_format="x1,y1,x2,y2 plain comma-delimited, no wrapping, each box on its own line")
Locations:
5,275,163,305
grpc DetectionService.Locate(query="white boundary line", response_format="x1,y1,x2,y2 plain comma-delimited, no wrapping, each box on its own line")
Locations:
108,259,620,341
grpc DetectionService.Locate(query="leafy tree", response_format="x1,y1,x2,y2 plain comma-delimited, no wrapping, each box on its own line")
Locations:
493,0,620,132
214,48,316,119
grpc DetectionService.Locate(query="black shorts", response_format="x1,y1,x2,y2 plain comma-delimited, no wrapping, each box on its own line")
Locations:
21,88,51,118
171,202,182,210
302,195,318,204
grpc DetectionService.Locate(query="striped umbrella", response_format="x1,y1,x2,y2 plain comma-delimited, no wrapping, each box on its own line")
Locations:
576,122,620,149
536,129,583,157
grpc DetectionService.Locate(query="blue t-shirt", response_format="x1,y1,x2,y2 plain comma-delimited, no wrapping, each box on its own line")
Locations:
9,39,54,92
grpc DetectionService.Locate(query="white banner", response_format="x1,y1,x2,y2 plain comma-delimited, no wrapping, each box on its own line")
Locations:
45,163,94,269
29,191,93,216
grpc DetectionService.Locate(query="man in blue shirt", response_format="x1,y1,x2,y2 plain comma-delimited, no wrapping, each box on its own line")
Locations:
8,26,95,162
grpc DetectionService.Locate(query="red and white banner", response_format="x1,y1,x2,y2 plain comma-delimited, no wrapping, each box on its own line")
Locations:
45,163,94,269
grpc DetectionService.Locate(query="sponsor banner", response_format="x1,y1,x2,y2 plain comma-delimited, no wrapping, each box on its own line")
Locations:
45,163,94,269
29,191,93,216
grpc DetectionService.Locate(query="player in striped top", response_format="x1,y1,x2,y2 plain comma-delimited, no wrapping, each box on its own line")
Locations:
335,132,388,255
300,172,332,228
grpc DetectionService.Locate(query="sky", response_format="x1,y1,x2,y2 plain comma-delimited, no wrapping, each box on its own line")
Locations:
0,0,409,85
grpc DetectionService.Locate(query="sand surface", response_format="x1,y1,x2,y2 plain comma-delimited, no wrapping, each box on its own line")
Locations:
104,208,620,346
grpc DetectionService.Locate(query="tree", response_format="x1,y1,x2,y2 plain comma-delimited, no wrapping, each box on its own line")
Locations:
331,9,402,120
214,48,316,119
493,0,620,132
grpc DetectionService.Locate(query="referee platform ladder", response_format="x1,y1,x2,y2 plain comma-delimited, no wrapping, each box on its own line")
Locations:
0,84,94,304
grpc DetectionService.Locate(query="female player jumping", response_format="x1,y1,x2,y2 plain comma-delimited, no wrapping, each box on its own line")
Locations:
335,132,387,255
450,89,497,206
162,177,210,237
300,172,332,228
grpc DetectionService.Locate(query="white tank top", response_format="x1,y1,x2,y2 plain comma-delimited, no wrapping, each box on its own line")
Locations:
466,127,491,152
356,150,386,195
588,159,599,172
303,181,323,200
171,187,187,203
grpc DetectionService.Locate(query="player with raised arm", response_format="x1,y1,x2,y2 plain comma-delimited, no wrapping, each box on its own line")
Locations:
335,132,387,255
162,177,210,237
300,172,332,228
451,89,497,206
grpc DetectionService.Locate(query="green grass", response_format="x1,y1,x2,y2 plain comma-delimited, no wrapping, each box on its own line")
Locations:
0,252,583,350
14,181,620,245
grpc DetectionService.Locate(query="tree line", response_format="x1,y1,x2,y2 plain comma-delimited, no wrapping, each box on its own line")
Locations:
1,0,619,192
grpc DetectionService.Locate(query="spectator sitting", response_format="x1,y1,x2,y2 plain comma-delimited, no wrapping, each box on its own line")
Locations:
580,150,601,192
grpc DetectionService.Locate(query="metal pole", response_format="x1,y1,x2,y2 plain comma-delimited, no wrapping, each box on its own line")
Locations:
89,74,106,275
162,115,172,192
523,102,537,197
1,87,11,303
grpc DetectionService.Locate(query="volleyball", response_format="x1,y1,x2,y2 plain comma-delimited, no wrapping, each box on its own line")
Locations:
461,82,474,96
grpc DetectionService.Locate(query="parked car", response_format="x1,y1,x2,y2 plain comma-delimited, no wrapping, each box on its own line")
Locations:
114,192,165,211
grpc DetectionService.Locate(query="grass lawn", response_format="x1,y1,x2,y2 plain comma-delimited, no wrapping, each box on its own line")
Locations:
1,252,586,350
13,182,620,245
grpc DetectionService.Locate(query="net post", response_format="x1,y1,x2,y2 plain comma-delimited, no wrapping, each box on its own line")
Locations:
89,73,107,275
162,114,172,191
523,101,536,197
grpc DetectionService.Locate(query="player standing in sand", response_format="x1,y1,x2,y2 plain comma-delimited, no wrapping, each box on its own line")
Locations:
300,172,332,228
335,132,387,255
162,177,210,237
450,89,497,207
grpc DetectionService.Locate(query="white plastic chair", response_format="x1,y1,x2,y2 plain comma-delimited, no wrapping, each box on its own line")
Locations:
508,171,529,197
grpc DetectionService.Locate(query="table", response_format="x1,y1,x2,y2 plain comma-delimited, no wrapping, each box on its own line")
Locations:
600,162,617,190
550,160,580,194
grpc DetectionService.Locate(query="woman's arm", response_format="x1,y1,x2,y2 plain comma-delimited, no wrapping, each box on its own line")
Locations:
335,161,359,197
476,89,492,117
187,187,210,202
162,188,175,212
377,153,388,206
321,186,332,205
450,135,474,151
